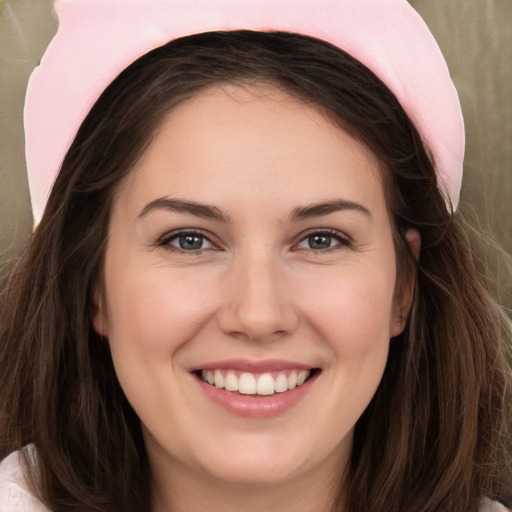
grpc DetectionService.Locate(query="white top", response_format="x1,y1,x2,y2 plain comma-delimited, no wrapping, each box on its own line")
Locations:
0,450,509,511
0,451,49,512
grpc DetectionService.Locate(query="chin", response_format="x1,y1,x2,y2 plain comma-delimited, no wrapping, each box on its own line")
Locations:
190,431,341,488
198,454,309,488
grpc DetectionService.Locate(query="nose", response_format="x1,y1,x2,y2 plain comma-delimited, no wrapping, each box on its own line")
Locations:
217,252,299,342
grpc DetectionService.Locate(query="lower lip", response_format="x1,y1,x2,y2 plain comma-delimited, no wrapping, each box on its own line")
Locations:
195,373,318,418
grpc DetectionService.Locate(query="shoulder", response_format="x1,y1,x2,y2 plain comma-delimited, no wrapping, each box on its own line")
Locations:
480,497,511,512
0,450,50,511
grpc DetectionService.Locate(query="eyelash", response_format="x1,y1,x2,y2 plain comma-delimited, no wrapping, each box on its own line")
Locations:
294,229,352,253
158,229,217,254
157,228,351,254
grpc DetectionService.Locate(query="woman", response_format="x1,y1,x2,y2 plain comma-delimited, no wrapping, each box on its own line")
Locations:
1,1,511,511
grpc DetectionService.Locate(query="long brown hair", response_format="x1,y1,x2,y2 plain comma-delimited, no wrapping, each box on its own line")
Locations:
1,31,511,512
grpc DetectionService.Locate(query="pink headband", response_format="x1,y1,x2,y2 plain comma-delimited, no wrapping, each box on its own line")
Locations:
24,0,465,224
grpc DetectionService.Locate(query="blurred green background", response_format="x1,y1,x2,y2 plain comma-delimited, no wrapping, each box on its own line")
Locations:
1,0,511,304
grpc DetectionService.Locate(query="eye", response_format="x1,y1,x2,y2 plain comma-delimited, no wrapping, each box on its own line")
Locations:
295,230,349,251
160,231,215,252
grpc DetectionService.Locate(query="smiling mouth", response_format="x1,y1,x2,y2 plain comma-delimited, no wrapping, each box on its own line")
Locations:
195,369,319,396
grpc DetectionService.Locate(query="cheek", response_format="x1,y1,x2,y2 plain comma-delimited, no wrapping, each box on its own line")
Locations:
281,267,395,462
102,264,220,432
105,264,218,355
298,264,396,353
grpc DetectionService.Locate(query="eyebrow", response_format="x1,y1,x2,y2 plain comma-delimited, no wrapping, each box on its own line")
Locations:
290,199,372,221
138,198,230,222
138,197,371,223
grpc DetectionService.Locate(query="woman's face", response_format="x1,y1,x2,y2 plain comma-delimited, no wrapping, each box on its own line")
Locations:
96,84,411,492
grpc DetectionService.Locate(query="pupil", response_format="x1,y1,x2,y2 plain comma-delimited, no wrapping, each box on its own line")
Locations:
309,234,331,249
180,234,203,250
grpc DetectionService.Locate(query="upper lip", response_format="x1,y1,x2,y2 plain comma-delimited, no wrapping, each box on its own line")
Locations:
190,359,315,373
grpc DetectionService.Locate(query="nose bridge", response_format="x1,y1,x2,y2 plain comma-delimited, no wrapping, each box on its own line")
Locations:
218,245,297,340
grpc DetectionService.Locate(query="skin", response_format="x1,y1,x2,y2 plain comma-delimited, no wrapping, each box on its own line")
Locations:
94,84,417,512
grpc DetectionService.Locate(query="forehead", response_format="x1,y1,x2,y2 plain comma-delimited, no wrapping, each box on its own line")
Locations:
115,84,387,218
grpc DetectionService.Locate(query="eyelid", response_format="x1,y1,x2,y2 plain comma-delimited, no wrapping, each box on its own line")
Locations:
156,227,352,253
293,228,352,251
158,228,220,251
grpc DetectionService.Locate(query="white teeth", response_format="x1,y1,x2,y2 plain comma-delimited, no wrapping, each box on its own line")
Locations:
256,373,275,395
275,373,288,393
200,369,311,395
297,370,309,386
205,370,215,385
224,372,239,392
214,370,224,388
238,373,257,395
287,372,297,390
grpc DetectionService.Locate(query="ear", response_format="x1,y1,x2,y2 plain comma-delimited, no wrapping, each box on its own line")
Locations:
390,228,421,337
92,287,109,337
